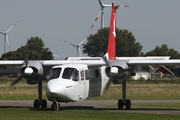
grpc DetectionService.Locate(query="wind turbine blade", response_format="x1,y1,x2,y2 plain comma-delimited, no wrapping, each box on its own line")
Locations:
91,10,102,29
103,4,112,7
98,0,104,7
6,21,19,33
0,31,5,35
50,47,60,58
78,47,81,57
78,37,87,46
53,54,60,58
119,5,129,7
6,35,10,51
60,40,78,47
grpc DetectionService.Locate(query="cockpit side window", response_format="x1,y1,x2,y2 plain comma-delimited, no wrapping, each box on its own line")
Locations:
62,68,79,81
50,68,62,79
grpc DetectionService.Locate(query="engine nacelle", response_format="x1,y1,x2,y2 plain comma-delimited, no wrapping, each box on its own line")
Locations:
20,61,43,84
105,60,129,84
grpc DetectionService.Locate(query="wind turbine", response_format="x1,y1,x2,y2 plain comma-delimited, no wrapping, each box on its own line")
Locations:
0,21,19,54
91,0,128,29
98,0,111,29
60,37,87,57
50,47,61,59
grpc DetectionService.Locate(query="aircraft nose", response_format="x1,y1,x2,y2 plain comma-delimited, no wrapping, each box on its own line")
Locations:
46,81,62,94
45,79,75,102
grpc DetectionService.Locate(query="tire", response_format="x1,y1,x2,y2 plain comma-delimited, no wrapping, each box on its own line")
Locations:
126,99,131,110
42,99,47,108
34,99,40,108
118,99,124,110
51,102,60,111
51,103,57,110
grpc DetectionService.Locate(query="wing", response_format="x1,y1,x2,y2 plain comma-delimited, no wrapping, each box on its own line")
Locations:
42,59,106,67
127,59,180,66
0,60,23,66
0,59,106,67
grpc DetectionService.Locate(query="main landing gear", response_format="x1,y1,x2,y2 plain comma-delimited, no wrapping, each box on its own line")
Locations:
117,80,131,110
34,99,47,108
33,80,47,108
118,99,131,110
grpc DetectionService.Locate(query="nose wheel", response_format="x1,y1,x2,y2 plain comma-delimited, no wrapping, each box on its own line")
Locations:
51,98,60,110
51,102,60,110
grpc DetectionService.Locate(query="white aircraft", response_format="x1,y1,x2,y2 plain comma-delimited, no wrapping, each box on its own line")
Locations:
1,3,180,111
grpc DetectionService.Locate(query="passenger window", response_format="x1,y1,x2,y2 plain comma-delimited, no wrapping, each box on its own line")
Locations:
85,70,90,79
95,69,100,78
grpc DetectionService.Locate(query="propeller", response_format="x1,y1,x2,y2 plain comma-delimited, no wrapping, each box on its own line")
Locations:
10,51,33,87
10,76,24,87
102,55,133,77
102,55,119,76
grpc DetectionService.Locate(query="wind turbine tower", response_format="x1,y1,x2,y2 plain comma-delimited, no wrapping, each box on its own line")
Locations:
60,38,87,57
98,0,111,29
0,21,19,54
95,0,128,29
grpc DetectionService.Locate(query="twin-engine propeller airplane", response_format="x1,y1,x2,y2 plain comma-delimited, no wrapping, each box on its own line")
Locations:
1,3,180,111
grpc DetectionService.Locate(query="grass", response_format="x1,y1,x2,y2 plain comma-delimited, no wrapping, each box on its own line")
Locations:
94,80,180,100
108,102,180,109
0,78,180,119
1,78,180,100
0,108,180,120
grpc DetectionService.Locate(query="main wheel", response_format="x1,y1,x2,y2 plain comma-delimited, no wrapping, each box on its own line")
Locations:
126,99,131,110
118,99,124,110
42,99,47,108
34,99,40,108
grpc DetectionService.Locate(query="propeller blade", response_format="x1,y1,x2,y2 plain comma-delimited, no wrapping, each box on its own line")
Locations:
90,10,102,29
10,76,23,87
23,50,28,67
102,56,111,67
6,21,19,33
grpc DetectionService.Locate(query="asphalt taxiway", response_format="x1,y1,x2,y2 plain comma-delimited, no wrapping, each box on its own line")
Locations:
0,100,180,115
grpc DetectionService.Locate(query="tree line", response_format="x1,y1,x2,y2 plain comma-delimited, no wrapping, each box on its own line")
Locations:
1,27,180,60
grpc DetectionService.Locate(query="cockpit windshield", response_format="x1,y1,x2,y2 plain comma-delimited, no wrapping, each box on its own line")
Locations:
62,68,79,81
50,68,62,79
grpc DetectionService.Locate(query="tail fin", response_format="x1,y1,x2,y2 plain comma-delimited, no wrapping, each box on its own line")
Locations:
107,3,119,60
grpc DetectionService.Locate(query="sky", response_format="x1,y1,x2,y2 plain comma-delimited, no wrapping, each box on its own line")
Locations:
0,0,180,59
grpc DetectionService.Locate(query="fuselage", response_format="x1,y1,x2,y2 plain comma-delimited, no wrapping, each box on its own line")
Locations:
46,64,110,102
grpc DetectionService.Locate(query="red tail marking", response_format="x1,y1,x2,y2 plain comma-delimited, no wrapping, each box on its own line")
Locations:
107,3,119,60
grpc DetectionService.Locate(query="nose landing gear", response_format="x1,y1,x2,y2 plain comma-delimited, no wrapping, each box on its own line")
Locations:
51,98,60,110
